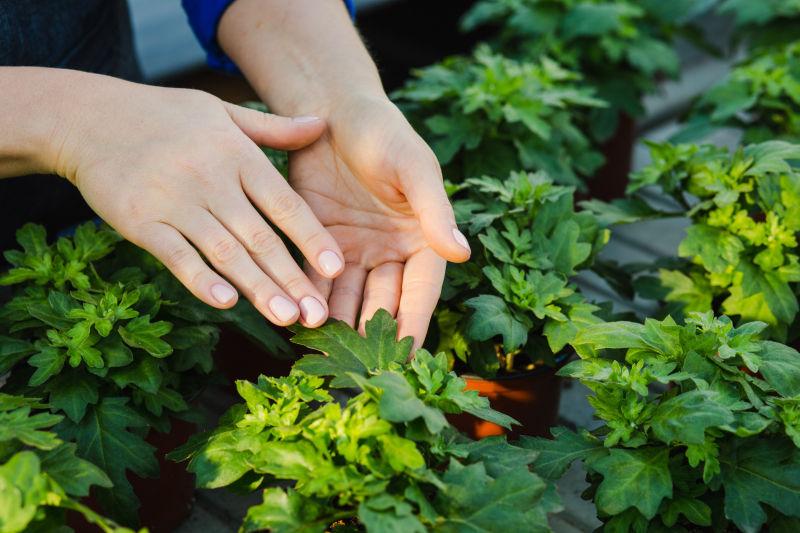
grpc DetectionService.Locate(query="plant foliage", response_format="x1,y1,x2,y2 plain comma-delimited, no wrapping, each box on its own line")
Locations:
0,223,288,524
434,170,608,377
460,0,710,141
676,40,800,144
585,140,800,342
524,313,800,532
716,0,800,52
0,393,139,532
394,45,605,188
172,310,561,532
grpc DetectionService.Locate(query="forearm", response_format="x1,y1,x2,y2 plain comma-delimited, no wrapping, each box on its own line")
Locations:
218,0,387,117
0,67,77,178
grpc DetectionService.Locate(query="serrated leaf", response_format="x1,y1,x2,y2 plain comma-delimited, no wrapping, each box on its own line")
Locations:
39,442,112,497
592,447,673,519
0,407,62,450
649,390,734,445
521,427,606,480
241,488,327,533
464,294,528,352
118,315,173,357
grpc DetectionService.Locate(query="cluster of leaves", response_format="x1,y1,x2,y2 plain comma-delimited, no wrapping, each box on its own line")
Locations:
0,223,289,525
585,141,800,342
433,170,608,377
676,40,800,145
171,310,561,532
524,313,800,532
0,393,139,533
393,45,605,188
460,0,710,141
715,0,800,52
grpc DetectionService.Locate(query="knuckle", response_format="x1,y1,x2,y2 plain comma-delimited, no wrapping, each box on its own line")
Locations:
164,246,194,273
268,189,305,221
248,228,282,257
282,276,308,295
210,237,243,264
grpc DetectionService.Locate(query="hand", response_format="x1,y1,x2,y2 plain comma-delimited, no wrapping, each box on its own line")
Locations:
290,96,471,346
49,72,346,328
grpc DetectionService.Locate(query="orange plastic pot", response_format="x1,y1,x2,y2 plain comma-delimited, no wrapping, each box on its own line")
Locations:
449,366,562,440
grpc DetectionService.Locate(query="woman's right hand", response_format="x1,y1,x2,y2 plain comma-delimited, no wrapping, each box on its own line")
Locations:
41,69,345,327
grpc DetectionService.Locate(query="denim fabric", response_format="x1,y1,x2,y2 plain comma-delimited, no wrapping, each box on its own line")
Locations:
0,1,141,252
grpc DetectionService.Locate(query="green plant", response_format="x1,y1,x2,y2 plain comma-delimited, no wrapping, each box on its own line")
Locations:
716,0,800,52
171,310,561,532
584,140,800,341
524,313,800,532
460,0,709,142
676,40,800,144
0,223,288,524
0,393,140,533
433,170,608,377
393,45,605,188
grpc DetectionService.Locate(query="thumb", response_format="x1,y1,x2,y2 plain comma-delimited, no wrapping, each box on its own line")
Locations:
223,101,326,150
398,148,471,263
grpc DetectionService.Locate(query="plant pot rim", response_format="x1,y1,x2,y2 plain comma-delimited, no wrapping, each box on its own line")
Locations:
461,352,571,382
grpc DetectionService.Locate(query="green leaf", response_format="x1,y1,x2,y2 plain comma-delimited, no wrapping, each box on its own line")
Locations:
241,488,327,533
573,321,647,350
292,309,413,388
39,442,112,497
759,341,800,396
679,224,744,273
649,390,734,445
435,460,555,532
58,397,158,523
464,295,528,352
360,372,448,434
521,427,606,480
109,356,163,394
45,372,99,423
0,407,62,450
27,346,65,387
359,494,426,533
118,315,173,357
720,437,800,533
592,447,673,519
662,497,712,528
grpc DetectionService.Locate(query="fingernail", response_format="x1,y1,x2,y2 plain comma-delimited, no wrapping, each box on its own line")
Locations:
211,284,236,305
452,228,471,252
318,250,344,277
299,296,326,326
269,295,299,322
293,115,321,123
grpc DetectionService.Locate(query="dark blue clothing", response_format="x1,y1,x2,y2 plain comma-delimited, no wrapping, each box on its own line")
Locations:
182,0,356,72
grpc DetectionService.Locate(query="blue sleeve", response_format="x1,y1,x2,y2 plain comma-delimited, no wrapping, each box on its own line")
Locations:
183,0,357,73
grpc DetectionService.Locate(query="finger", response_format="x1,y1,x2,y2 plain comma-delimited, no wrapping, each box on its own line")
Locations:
210,194,329,327
396,247,446,350
396,146,471,263
131,222,238,309
175,209,301,326
328,265,368,328
358,262,403,335
304,261,333,301
223,101,325,150
240,157,345,279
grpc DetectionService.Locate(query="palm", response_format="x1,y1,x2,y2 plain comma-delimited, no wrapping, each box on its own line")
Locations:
287,103,461,343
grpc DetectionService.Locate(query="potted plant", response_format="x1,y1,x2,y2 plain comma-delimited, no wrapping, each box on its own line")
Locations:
393,44,606,189
431,170,609,438
171,310,562,531
525,312,800,532
0,223,285,529
583,140,800,343
0,392,138,532
459,0,712,198
675,40,800,144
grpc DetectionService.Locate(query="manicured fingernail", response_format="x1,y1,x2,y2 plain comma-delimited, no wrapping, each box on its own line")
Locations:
293,115,321,123
299,296,326,326
318,250,344,277
269,295,299,322
452,228,471,252
211,284,236,305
